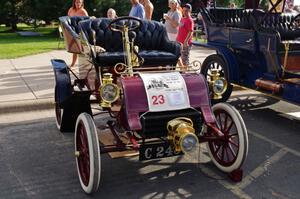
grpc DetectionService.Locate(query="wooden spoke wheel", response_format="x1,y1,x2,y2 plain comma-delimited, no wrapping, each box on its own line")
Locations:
75,113,101,194
207,103,248,172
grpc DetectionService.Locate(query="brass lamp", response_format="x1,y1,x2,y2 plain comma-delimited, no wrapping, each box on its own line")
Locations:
167,117,199,153
209,69,228,100
99,73,120,108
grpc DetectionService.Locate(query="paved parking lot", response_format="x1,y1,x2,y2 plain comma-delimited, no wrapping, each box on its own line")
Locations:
0,88,299,199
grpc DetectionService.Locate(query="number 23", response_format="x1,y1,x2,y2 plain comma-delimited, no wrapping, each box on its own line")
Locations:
152,95,165,105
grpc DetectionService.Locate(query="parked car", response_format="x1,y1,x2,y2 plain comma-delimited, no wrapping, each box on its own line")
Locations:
194,0,300,104
52,16,248,194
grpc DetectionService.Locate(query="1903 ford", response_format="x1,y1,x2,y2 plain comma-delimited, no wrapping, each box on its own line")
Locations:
52,16,248,194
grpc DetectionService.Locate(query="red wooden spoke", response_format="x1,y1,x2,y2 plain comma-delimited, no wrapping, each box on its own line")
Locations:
221,145,225,161
217,114,223,130
224,120,234,134
228,144,236,157
223,113,228,133
225,146,231,162
229,133,238,138
228,139,239,148
215,144,222,154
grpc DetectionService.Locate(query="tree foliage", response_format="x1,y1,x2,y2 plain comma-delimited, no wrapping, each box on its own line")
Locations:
0,0,24,30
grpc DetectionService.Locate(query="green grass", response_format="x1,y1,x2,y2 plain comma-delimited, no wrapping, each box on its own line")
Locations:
0,25,62,59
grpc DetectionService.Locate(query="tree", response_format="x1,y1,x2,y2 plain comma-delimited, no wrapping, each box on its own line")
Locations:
22,0,66,25
0,0,24,31
0,0,10,26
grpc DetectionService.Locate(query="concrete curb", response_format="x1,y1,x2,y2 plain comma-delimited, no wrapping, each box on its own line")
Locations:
0,98,54,114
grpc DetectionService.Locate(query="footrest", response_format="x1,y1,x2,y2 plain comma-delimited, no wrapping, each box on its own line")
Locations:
255,79,282,93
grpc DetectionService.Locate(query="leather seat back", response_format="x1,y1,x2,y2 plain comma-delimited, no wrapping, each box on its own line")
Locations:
256,13,299,40
80,18,169,52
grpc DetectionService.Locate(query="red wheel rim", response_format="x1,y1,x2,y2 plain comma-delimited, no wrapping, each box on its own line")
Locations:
55,103,61,126
208,110,239,167
76,121,90,186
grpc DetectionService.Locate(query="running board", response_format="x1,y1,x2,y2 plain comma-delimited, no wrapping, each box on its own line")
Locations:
255,79,282,94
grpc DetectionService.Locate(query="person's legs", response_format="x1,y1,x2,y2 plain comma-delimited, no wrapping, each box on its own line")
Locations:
177,57,184,70
70,53,77,67
180,45,191,71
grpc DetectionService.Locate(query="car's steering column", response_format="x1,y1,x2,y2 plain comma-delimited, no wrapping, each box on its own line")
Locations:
109,16,142,76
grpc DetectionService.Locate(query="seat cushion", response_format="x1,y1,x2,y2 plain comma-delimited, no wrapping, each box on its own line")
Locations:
139,50,178,66
96,50,178,67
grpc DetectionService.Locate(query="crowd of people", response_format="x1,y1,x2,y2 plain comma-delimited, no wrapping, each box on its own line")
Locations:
67,0,194,70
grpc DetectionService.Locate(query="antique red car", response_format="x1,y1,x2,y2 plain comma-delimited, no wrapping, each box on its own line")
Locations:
52,16,248,194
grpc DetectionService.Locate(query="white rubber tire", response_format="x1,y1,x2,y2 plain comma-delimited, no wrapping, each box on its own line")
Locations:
55,102,63,130
75,113,101,194
207,103,248,173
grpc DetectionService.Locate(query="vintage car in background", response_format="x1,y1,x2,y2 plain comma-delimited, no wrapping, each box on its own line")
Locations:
52,16,248,194
194,0,300,104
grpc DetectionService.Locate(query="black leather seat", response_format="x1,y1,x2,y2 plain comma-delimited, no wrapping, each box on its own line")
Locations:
208,8,253,29
254,13,300,41
79,18,181,67
96,50,178,66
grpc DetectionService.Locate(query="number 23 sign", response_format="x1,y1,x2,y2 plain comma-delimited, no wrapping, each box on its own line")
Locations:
152,95,165,105
140,72,190,112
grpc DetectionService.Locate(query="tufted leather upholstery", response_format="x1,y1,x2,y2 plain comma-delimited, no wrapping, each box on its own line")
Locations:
254,12,300,41
79,18,181,67
201,8,300,44
206,9,300,41
208,8,253,29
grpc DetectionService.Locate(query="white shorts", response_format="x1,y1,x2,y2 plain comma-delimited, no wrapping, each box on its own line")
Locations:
167,32,177,42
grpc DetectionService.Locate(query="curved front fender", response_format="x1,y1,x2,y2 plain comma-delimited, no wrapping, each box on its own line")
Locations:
51,59,72,105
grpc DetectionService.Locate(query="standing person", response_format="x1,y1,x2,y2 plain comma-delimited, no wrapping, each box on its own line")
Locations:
140,0,154,20
129,0,145,19
67,0,88,67
107,8,117,19
177,3,194,70
164,0,181,41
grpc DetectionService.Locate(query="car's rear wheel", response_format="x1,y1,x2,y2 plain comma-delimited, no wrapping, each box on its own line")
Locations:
201,54,233,103
206,103,248,172
54,87,64,131
75,113,101,194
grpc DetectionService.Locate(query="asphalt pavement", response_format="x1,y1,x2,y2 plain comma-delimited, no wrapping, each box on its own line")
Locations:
0,90,299,199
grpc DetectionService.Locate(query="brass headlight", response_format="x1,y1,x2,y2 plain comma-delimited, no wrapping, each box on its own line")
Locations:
209,69,228,99
212,77,227,95
100,83,119,103
167,117,199,153
99,73,120,108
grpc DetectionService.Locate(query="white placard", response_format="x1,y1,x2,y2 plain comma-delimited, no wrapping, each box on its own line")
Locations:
139,72,190,112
